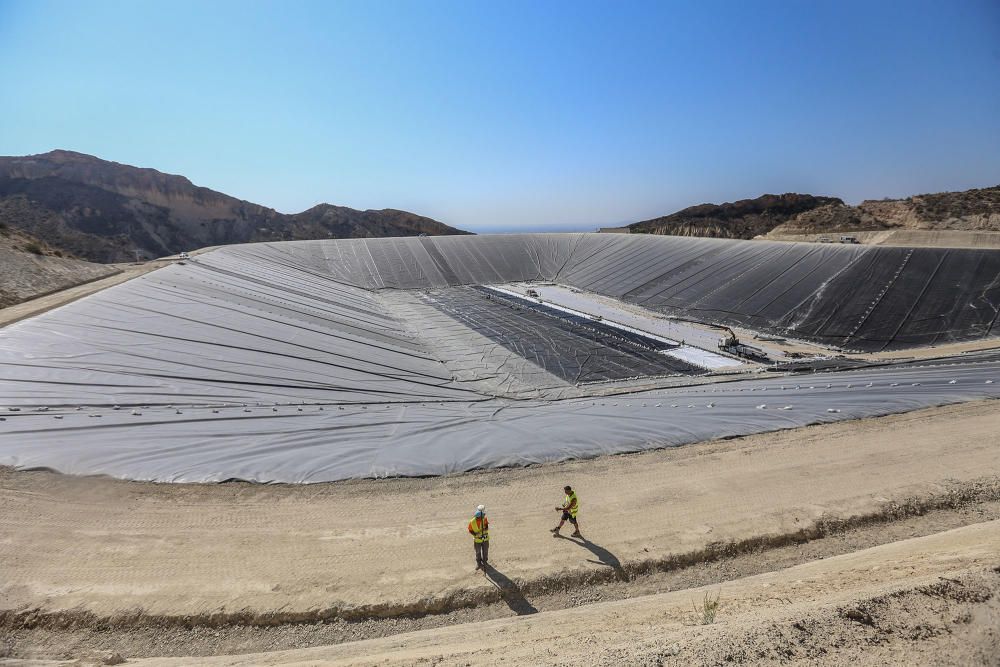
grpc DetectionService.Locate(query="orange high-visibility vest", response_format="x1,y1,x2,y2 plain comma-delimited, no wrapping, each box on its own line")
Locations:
468,516,489,543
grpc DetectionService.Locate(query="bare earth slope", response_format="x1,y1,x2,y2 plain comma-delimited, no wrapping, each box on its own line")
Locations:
767,185,1000,240
0,150,469,262
857,184,1000,230
127,522,1000,667
0,226,117,307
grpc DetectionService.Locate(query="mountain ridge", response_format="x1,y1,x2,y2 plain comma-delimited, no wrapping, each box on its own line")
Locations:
629,186,1000,239
628,193,844,238
0,150,469,262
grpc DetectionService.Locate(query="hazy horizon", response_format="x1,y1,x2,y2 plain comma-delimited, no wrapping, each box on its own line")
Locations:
1,0,998,232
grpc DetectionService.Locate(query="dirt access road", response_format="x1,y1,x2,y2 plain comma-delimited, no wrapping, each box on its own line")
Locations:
2,400,999,625
116,520,1000,666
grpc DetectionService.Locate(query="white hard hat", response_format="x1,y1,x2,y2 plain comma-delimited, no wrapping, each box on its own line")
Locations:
477,504,485,512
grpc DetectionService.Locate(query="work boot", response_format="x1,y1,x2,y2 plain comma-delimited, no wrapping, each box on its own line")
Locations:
550,527,560,535
571,530,583,538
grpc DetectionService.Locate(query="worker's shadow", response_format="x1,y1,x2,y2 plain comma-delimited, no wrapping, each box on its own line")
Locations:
558,535,627,581
483,564,538,615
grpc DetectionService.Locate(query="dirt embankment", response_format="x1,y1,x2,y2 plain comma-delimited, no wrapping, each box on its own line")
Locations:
0,226,117,308
119,522,1000,667
856,185,1000,231
6,491,999,663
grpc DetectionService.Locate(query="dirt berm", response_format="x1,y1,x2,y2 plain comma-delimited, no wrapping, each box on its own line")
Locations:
112,521,1000,666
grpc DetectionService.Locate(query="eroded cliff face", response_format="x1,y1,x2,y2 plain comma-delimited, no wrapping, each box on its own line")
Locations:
0,150,468,263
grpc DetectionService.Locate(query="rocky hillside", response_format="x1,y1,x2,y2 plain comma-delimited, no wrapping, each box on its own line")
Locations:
0,150,469,263
631,186,1000,240
852,185,1000,231
628,194,844,239
0,222,73,258
287,204,459,239
0,224,117,308
764,203,884,236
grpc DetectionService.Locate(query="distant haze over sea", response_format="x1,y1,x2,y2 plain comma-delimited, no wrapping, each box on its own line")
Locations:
474,221,632,234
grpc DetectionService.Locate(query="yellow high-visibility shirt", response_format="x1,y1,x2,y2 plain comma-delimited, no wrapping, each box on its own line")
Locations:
564,491,579,518
468,516,489,543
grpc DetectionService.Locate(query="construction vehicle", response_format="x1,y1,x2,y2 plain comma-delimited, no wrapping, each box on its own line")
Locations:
718,326,738,350
717,326,769,361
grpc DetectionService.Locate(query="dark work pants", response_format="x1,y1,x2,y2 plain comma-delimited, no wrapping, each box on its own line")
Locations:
475,540,489,565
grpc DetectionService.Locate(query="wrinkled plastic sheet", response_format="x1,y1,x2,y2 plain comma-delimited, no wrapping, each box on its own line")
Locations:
1,359,998,482
192,235,1000,352
553,236,1000,351
422,287,700,383
0,258,481,407
473,287,679,352
214,234,1000,351
2,235,1000,482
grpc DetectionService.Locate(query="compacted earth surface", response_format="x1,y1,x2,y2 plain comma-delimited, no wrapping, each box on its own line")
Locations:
2,400,999,665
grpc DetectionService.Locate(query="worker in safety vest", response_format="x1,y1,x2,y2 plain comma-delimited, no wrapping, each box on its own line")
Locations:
551,485,582,537
468,504,490,569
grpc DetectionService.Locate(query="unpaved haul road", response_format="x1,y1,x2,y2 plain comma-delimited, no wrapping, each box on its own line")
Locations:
126,520,1000,666
1,400,999,621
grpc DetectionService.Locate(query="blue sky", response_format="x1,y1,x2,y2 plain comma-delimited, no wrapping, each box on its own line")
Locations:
1,1,998,232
